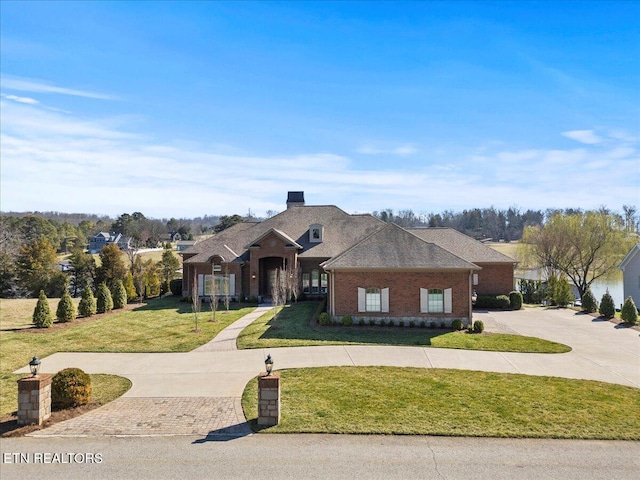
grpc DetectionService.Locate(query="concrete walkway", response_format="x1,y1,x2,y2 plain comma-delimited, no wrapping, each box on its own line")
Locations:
192,306,274,352
16,307,639,437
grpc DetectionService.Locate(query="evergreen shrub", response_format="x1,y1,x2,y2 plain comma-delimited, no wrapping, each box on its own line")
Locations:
599,291,616,319
473,320,485,333
56,289,76,323
33,290,53,328
78,286,97,317
581,289,598,313
620,297,638,325
96,283,114,314
509,291,523,310
451,319,463,330
112,279,127,309
51,368,91,409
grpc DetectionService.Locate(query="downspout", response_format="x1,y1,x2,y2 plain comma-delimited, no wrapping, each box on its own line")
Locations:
468,269,473,325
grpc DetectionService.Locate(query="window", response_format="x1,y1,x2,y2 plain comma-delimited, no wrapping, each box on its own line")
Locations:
420,287,453,314
428,289,444,313
365,288,381,312
199,274,235,296
320,273,328,294
311,269,320,293
358,287,389,313
302,273,310,294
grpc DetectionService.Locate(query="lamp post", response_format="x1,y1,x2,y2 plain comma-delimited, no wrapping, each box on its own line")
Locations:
29,356,41,377
264,354,273,376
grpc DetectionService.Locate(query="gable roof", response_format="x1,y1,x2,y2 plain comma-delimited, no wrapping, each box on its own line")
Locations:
619,243,640,271
183,205,384,264
407,227,517,264
322,223,479,270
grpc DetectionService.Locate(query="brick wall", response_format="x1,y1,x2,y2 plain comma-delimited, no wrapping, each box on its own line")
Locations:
332,270,471,320
474,263,515,295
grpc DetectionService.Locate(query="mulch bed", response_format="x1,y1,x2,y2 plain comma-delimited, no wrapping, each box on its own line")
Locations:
0,403,102,437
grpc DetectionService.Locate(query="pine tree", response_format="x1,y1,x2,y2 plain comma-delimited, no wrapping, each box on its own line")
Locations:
620,296,638,325
33,290,53,328
112,279,128,309
96,282,114,313
56,289,76,322
599,290,616,319
78,284,97,317
581,288,598,313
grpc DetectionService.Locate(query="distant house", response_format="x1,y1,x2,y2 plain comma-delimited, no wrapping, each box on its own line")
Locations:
181,191,517,325
176,240,197,252
58,260,73,272
619,243,640,307
88,232,132,254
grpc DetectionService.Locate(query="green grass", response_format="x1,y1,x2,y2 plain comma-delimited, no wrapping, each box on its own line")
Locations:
90,374,132,404
236,302,570,353
0,296,255,416
242,366,640,439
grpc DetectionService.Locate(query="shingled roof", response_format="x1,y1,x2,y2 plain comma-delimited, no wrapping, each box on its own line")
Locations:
321,223,479,270
183,205,384,264
407,227,517,264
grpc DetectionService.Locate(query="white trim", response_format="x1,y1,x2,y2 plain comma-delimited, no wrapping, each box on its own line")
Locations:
420,288,429,313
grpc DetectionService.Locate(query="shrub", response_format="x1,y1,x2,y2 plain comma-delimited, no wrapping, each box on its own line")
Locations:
124,273,137,301
387,319,394,327
78,286,97,317
409,321,415,328
318,312,330,326
519,279,543,304
599,290,616,319
51,368,91,409
112,279,128,309
451,319,463,330
419,321,426,328
474,295,511,310
342,315,353,326
429,321,437,329
509,291,523,310
620,297,638,325
369,319,376,326
439,321,446,329
96,283,114,314
581,288,598,313
170,278,183,296
358,318,365,326
473,320,485,333
56,289,76,323
398,320,405,328
553,276,573,307
33,290,53,328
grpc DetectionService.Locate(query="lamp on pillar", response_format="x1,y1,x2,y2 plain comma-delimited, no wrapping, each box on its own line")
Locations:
264,354,273,376
252,272,257,280
29,356,41,377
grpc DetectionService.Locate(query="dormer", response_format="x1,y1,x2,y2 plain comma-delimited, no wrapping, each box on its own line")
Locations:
309,224,324,243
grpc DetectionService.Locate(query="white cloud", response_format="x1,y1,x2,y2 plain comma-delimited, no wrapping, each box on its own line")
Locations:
1,99,638,218
356,143,417,156
1,75,116,100
562,130,603,145
3,94,39,104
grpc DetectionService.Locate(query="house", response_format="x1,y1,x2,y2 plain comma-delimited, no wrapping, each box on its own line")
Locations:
176,240,197,251
181,192,517,325
88,232,132,254
619,243,640,307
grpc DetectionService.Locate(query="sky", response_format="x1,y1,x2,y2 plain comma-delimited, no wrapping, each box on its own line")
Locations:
1,1,638,219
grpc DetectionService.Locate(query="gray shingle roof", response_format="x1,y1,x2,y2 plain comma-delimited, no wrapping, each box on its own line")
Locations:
322,223,479,270
407,228,517,264
183,206,384,264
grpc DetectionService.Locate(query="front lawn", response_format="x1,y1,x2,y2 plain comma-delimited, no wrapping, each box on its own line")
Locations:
242,366,640,439
236,302,570,353
0,296,255,416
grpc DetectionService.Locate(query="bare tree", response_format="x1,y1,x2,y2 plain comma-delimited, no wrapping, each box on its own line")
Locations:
287,262,300,303
191,271,201,332
223,264,231,313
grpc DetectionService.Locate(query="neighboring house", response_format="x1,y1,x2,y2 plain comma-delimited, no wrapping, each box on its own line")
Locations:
88,232,132,253
619,243,640,307
58,260,73,272
176,240,197,251
181,192,517,325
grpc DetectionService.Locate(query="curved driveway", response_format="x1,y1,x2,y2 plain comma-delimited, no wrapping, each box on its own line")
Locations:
16,307,639,437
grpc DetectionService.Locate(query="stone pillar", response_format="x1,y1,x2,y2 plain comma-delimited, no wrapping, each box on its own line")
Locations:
258,372,280,426
17,375,52,426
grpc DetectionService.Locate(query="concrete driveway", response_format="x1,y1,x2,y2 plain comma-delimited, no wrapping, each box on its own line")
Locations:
15,306,639,437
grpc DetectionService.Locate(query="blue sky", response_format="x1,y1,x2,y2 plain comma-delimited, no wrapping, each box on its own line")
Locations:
1,1,638,219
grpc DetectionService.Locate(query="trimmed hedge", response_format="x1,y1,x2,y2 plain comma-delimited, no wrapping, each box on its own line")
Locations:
170,278,183,296
51,368,91,409
474,295,511,310
509,291,523,310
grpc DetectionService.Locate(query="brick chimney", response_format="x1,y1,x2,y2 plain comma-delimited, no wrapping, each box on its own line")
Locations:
286,191,305,209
